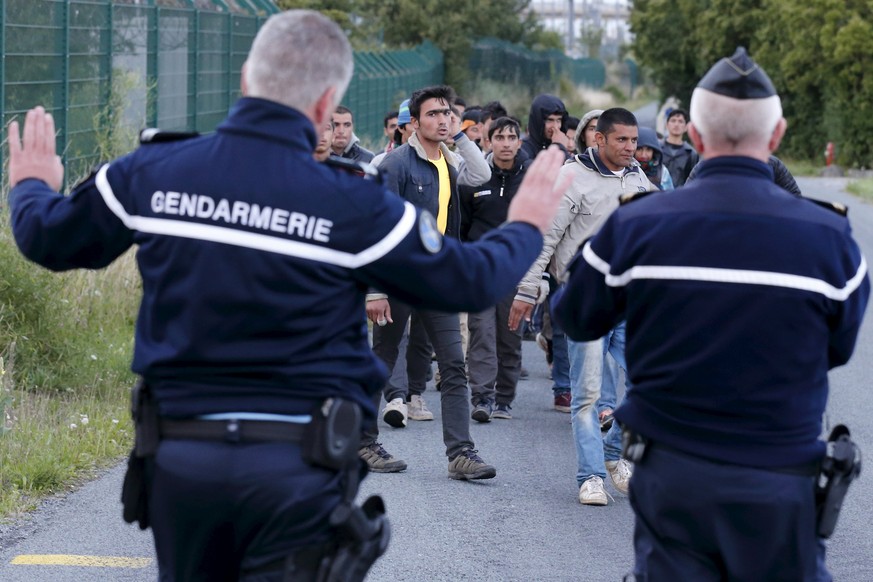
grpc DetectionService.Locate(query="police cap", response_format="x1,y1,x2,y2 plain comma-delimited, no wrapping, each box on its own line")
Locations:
696,47,777,100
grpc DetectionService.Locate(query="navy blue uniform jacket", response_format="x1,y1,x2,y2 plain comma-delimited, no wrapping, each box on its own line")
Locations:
9,97,544,420
553,157,869,468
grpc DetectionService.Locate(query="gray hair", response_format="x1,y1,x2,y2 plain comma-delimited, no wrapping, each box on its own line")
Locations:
244,11,353,112
690,89,782,150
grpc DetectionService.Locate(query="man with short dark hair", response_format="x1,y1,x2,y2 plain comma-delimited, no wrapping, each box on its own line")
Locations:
565,115,580,154
460,117,528,421
510,107,655,506
331,105,375,163
555,47,868,580
382,110,398,153
364,85,495,479
313,119,335,162
660,108,698,186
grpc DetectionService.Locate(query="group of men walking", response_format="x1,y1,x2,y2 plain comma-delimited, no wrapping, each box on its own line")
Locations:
336,45,868,582
6,6,867,578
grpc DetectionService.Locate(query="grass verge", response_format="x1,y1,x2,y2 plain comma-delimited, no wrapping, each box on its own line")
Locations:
783,158,823,178
846,178,873,203
0,220,138,520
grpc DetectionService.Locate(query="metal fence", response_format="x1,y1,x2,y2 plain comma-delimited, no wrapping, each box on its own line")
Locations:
1,0,278,182
1,3,608,185
347,42,444,146
470,38,606,90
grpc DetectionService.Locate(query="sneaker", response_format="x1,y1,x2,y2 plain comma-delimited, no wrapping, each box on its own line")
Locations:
554,392,571,413
448,449,496,480
599,409,614,432
492,403,512,420
605,459,632,495
519,367,529,380
407,394,434,421
578,476,611,506
471,399,493,423
382,397,408,428
535,332,549,353
358,443,407,473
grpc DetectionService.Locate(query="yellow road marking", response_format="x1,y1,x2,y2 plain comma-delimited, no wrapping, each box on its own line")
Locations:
11,554,152,568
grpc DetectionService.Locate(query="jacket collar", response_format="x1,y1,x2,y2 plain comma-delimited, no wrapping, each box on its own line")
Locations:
694,156,774,181
408,132,460,169
487,153,524,175
217,97,316,152
576,146,644,178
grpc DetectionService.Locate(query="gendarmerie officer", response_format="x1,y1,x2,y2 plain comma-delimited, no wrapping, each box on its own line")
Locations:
553,47,869,581
6,10,569,582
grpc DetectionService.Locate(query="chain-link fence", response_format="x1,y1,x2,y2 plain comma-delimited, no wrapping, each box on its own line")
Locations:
470,38,606,90
347,42,444,147
1,4,611,185
1,0,277,183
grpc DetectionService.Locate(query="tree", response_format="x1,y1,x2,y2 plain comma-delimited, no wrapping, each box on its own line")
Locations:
631,0,873,166
276,0,560,89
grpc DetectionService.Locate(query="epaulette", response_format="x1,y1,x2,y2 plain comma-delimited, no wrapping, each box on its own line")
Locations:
619,190,658,205
804,197,848,217
139,128,200,144
324,156,383,183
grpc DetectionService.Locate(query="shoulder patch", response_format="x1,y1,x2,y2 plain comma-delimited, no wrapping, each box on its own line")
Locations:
418,211,443,254
619,190,658,205
139,128,199,144
804,197,848,217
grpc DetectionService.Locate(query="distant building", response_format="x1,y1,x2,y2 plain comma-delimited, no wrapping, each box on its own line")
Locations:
528,0,631,59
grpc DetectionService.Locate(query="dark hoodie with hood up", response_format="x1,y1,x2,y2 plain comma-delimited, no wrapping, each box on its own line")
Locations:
636,126,668,189
519,94,569,162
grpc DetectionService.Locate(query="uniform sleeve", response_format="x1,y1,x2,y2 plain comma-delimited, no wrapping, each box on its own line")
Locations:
552,216,626,342
354,189,543,314
453,133,490,187
9,170,135,271
827,234,870,368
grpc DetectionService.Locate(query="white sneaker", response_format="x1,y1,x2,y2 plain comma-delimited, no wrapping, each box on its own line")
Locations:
578,476,611,506
407,394,434,421
382,397,408,428
605,459,633,495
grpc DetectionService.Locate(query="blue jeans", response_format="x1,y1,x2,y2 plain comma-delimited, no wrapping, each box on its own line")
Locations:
568,323,626,486
598,350,620,414
551,315,570,396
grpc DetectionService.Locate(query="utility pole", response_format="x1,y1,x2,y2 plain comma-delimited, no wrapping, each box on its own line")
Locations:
567,0,575,56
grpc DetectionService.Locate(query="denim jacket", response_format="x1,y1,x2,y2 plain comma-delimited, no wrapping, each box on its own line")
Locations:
379,132,488,240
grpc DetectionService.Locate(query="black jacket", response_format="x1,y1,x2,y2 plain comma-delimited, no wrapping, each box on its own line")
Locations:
459,158,527,242
660,140,699,187
519,95,569,162
687,155,802,196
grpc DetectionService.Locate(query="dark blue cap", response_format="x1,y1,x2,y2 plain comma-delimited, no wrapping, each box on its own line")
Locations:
696,47,777,99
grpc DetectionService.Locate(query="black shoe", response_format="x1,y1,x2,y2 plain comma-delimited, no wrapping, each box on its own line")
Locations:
471,399,493,423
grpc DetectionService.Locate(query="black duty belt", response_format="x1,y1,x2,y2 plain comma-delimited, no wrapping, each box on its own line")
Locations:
159,418,307,443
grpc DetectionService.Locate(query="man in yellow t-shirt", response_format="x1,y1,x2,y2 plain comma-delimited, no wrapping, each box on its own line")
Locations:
364,85,496,481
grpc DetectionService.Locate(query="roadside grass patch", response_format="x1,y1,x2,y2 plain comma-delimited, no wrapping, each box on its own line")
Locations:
0,220,138,519
783,158,823,177
846,178,873,203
